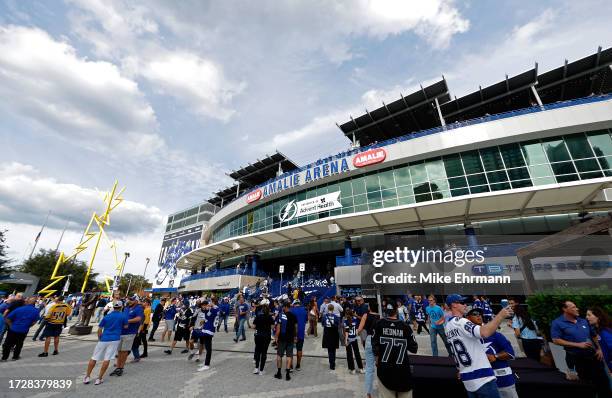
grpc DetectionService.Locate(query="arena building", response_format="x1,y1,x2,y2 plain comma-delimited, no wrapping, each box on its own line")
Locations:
166,48,612,299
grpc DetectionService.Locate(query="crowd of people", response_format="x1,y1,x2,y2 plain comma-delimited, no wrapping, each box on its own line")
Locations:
0,291,610,397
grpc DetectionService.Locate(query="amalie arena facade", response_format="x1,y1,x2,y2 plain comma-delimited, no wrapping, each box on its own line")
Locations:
160,48,612,299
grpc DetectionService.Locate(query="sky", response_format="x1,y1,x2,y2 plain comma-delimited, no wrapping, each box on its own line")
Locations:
1,0,611,282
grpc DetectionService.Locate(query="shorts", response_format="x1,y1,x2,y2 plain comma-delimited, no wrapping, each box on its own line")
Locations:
174,327,189,342
165,319,175,331
191,330,205,344
277,339,294,357
92,340,120,361
118,334,137,351
42,323,63,338
295,339,304,352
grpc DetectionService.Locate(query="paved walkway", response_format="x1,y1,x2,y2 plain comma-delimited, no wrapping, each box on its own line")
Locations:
0,318,523,398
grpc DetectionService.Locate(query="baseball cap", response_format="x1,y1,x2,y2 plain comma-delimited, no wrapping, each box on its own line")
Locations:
113,301,123,308
466,307,483,317
260,298,270,306
128,295,139,301
445,294,467,306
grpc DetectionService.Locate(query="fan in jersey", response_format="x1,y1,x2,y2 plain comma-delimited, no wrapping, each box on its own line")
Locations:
415,305,429,335
188,301,207,363
38,296,71,357
466,308,518,398
372,301,418,397
343,308,364,374
481,297,494,323
444,294,514,398
321,303,341,372
196,297,219,371
164,304,193,355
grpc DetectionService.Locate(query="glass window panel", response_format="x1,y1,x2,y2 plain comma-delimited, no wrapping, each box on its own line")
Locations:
415,193,432,203
381,188,397,200
507,167,530,181
354,204,368,213
397,185,414,197
398,195,415,205
393,166,411,186
551,161,577,176
365,174,381,192
425,159,447,180
342,206,354,214
368,201,382,210
409,162,428,184
556,173,579,183
352,177,366,195
564,133,594,159
480,147,505,171
574,158,601,173
330,208,342,216
306,189,316,199
490,182,511,191
597,156,612,171
367,191,382,202
542,139,571,162
580,171,604,179
467,174,487,186
430,180,449,193
378,169,395,190
432,190,450,200
443,154,464,177
521,141,548,165
511,179,533,189
528,164,554,179
412,182,431,195
340,196,353,207
383,198,399,208
448,176,468,189
353,194,367,205
587,131,612,157
317,185,329,196
461,151,484,174
340,181,352,196
486,170,508,184
451,188,470,197
500,143,526,168
470,185,490,194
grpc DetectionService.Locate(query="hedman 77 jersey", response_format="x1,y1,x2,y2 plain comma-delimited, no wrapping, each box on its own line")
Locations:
444,317,496,392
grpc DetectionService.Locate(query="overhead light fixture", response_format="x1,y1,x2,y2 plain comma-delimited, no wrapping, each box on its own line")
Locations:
328,223,341,234
232,242,241,250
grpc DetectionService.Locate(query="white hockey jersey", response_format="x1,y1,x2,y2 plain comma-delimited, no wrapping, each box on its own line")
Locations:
444,317,496,392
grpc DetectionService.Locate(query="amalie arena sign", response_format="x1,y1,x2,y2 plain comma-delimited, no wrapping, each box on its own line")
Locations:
247,148,387,204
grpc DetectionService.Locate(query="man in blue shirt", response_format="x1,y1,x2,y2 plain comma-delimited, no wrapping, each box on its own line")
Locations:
110,296,143,377
467,308,518,398
84,301,128,385
161,299,177,342
1,297,39,361
290,300,308,371
425,295,450,356
233,296,249,342
551,300,609,397
217,297,230,333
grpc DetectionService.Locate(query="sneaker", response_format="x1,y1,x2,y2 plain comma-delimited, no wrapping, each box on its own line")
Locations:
131,357,140,363
52,350,58,355
187,353,195,361
285,372,291,381
350,370,356,375
253,368,259,374
258,370,265,376
115,368,123,377
94,379,103,385
140,354,148,358
233,338,238,343
148,338,155,342
197,365,210,372
109,368,120,376
180,349,189,354
274,372,282,379
295,365,301,371
195,358,201,363
358,368,365,374
11,357,20,361
83,376,90,385
164,350,172,355
38,352,48,357
239,338,246,341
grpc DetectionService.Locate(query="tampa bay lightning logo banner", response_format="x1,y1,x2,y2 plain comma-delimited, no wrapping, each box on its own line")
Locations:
154,225,204,289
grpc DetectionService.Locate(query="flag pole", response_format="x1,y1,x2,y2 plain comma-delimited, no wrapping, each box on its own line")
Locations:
29,210,50,259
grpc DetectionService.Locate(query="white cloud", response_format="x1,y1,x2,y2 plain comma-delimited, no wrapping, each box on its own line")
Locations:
0,162,165,236
0,25,163,157
141,52,246,121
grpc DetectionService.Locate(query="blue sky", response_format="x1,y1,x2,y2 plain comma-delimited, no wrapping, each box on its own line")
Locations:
1,0,610,279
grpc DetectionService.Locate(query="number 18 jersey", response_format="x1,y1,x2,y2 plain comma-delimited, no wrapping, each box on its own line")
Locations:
444,317,496,392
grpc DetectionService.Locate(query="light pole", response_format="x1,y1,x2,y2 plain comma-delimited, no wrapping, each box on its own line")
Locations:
125,275,134,297
138,257,151,294
113,252,130,294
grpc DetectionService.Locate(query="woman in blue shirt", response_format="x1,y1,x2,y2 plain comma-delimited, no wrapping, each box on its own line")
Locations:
587,307,612,373
512,304,542,362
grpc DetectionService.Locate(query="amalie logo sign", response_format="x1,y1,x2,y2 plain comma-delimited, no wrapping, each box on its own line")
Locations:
353,148,386,168
246,189,263,204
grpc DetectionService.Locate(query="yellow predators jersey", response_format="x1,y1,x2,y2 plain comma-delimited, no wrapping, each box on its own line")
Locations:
46,303,72,324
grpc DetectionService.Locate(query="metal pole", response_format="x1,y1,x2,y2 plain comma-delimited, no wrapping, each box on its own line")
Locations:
138,257,150,294
29,210,50,259
125,275,134,297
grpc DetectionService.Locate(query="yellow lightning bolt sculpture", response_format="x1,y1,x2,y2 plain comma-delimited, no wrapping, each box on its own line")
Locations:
38,181,125,297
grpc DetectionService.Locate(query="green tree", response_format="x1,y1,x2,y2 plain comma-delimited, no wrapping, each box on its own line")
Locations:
117,273,152,295
19,249,99,295
0,229,11,276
